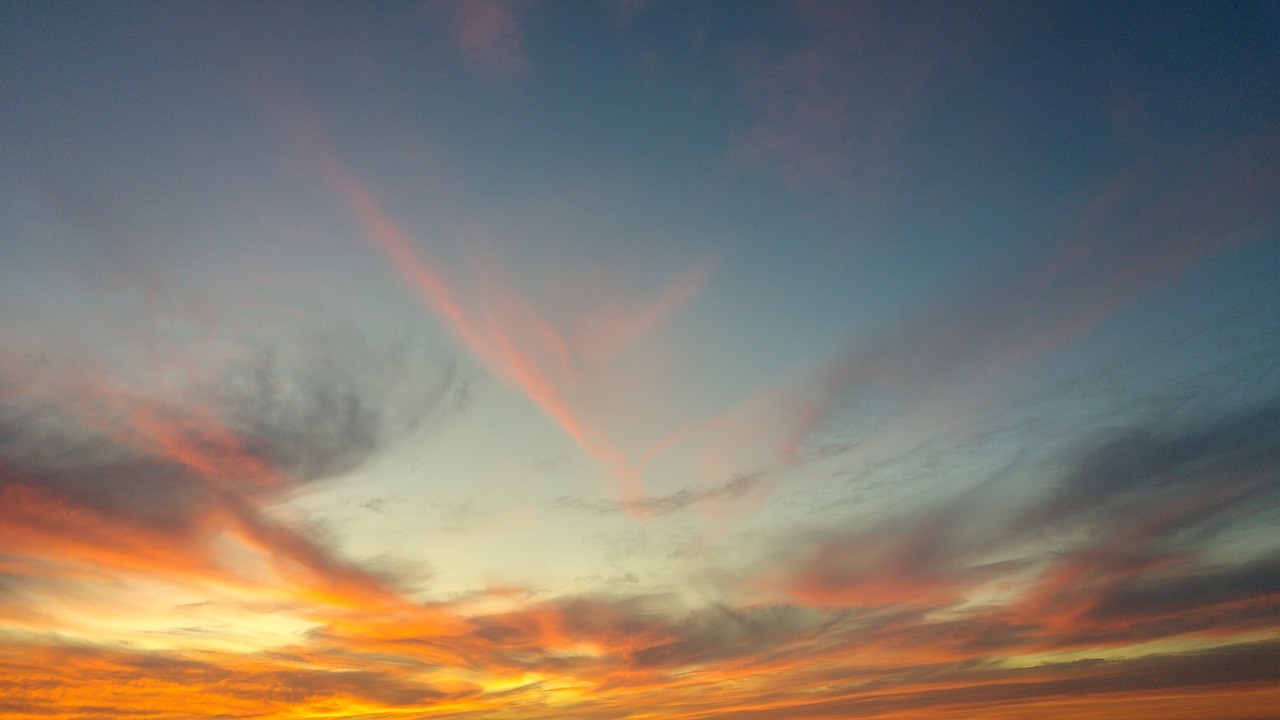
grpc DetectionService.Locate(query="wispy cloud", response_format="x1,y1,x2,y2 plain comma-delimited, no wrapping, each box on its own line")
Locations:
451,0,529,75
772,397,1280,654
732,1,981,197
551,472,765,518
608,133,1277,509
0,333,466,615
4,5,1276,718
773,132,1280,462
8,581,1277,719
325,162,709,501
6,385,1280,720
263,89,735,506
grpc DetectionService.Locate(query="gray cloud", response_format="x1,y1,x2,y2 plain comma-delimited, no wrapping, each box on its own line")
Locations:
1030,399,1280,534
550,472,765,518
630,602,836,669
1084,553,1280,624
212,334,469,484
0,641,464,717
0,331,468,596
704,640,1280,720
774,393,1280,641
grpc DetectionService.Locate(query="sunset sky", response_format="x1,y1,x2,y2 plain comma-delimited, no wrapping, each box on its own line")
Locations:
2,2,1279,718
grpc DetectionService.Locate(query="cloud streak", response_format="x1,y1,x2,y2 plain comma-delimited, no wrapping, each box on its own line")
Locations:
770,397,1280,661
324,162,710,501
776,132,1280,462
551,472,765,518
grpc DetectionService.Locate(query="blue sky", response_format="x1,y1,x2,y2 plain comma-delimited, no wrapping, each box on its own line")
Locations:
2,2,1279,718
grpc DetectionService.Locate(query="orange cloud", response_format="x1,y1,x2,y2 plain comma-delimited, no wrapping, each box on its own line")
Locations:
0,334,464,622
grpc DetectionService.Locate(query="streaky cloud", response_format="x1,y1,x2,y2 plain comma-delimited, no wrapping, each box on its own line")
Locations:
0,331,467,609
551,472,765,518
779,133,1280,461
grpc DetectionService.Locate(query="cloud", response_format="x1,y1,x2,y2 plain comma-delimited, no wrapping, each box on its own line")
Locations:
1029,399,1280,533
3,548,1277,720
695,640,1280,720
293,584,1280,719
777,132,1280,462
263,88,714,503
0,332,468,609
605,0,653,27
1082,553,1280,625
551,472,764,518
0,641,464,720
629,602,833,669
771,395,1280,658
731,1,982,197
993,399,1280,643
212,337,468,483
327,165,709,500
784,500,1021,609
651,134,1280,496
452,0,529,75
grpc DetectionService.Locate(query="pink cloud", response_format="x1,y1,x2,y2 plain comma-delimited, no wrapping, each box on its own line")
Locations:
732,2,977,197
452,0,529,75
259,92,712,502
326,166,707,502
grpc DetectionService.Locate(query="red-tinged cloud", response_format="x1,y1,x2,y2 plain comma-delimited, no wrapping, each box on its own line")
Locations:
3,487,1280,720
767,399,1280,665
263,89,713,503
11,600,1273,720
0,481,227,585
326,167,707,500
573,259,710,370
785,513,1008,610
332,170,628,483
289,396,1280,716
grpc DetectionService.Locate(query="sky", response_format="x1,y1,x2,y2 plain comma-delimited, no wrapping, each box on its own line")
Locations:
1,1,1279,718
